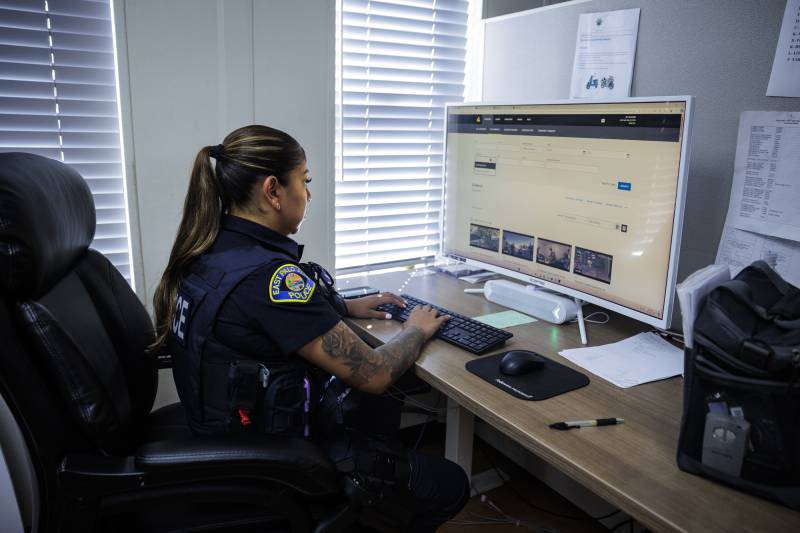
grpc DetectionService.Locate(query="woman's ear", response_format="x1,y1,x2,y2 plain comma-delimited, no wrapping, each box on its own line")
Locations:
261,175,282,211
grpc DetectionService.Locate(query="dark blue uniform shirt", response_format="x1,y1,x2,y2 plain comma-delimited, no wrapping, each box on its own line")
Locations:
211,215,342,359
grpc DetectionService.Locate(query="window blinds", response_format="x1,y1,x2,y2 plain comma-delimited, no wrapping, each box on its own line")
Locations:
336,0,469,273
0,0,132,282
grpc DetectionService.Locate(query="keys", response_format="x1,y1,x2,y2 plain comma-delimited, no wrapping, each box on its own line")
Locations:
375,294,513,355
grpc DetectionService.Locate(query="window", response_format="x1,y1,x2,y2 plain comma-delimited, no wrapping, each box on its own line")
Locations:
335,0,471,273
0,0,133,283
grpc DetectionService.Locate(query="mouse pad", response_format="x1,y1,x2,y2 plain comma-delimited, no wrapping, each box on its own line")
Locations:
465,351,589,400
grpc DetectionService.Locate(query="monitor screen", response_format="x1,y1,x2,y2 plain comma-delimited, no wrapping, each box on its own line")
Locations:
442,98,693,328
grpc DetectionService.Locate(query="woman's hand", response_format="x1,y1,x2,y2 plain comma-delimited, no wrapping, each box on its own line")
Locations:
405,305,449,340
344,292,407,319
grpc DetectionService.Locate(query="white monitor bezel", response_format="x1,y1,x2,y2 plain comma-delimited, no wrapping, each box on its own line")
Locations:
440,96,694,330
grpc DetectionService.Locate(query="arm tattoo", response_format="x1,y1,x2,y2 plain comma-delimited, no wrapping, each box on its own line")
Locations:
320,322,426,388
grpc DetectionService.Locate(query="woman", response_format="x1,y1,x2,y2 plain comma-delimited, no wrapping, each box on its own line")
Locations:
152,125,469,531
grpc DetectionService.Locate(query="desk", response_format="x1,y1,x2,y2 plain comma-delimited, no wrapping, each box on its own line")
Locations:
343,269,800,533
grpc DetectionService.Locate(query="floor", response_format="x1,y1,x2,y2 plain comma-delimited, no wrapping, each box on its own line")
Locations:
404,422,621,533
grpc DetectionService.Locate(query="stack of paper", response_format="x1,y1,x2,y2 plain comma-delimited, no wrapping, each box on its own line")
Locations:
559,332,684,389
715,112,800,286
676,264,730,349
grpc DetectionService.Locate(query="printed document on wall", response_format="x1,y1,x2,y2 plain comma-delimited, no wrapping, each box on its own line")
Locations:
767,0,800,97
725,112,800,242
570,8,640,99
716,226,800,287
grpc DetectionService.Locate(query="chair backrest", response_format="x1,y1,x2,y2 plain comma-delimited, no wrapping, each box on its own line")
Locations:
0,153,157,458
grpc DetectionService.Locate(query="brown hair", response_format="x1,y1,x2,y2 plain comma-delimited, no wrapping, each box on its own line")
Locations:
150,125,305,351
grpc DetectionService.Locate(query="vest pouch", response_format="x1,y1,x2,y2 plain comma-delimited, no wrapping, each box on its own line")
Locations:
314,376,363,439
678,340,800,509
258,364,308,437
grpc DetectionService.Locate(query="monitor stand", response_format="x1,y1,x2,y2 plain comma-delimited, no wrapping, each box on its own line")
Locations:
574,297,588,345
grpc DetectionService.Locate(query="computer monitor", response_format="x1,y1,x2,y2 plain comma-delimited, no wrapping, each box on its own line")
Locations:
442,97,694,330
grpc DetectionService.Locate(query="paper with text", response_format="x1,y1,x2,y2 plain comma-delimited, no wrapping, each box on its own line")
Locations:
570,9,640,99
767,0,800,97
715,226,800,287
559,332,683,388
725,111,800,242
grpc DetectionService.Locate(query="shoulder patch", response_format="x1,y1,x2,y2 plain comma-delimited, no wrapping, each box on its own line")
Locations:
269,263,316,303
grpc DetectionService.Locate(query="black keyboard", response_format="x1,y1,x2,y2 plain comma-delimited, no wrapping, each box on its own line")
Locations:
376,294,513,355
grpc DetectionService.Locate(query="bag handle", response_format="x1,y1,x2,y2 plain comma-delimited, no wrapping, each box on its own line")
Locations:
716,280,800,327
746,260,793,295
715,280,772,320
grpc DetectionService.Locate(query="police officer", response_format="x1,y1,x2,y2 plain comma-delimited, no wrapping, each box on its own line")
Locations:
151,125,469,531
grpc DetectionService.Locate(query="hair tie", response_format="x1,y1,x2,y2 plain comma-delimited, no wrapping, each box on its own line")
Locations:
209,144,224,159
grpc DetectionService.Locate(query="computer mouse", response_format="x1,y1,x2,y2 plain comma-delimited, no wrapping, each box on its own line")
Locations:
499,350,547,376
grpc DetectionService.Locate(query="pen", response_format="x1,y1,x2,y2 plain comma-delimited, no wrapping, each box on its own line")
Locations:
549,418,624,430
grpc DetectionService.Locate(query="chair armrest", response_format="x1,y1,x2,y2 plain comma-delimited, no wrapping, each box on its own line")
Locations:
135,434,341,496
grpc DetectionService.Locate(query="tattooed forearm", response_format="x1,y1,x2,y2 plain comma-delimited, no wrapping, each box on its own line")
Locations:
320,322,426,389
377,325,426,381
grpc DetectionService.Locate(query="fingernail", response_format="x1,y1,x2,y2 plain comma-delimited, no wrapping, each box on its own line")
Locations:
385,313,392,319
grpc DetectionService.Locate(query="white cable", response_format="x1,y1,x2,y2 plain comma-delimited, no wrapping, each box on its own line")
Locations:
570,311,609,325
386,387,450,414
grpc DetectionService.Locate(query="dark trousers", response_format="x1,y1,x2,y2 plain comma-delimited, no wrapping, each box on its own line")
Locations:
313,382,469,531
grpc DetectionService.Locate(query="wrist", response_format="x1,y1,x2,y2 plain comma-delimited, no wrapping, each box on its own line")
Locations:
403,324,428,340
344,298,354,317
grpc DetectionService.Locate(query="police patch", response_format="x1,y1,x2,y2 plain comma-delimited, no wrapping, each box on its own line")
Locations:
269,264,316,303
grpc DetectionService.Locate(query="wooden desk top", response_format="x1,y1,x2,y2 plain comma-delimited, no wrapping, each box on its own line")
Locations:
342,269,800,533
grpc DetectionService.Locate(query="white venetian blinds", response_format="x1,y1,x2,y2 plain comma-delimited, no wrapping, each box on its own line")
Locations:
0,0,132,282
336,0,469,273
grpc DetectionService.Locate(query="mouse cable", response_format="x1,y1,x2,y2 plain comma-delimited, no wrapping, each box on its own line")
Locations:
385,387,448,414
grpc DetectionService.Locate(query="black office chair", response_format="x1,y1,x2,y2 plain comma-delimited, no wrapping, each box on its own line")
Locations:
0,153,356,532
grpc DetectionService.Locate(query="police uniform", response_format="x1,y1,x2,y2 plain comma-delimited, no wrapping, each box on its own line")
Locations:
168,214,468,531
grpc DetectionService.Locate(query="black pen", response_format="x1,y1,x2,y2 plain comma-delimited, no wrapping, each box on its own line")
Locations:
549,418,624,430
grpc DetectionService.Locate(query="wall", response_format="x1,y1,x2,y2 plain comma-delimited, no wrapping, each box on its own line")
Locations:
115,0,335,305
484,0,571,18
482,0,796,319
114,0,335,407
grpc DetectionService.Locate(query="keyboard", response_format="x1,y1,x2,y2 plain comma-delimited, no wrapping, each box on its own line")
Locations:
376,294,513,355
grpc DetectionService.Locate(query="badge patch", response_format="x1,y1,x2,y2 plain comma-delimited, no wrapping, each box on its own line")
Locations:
285,272,305,292
269,264,316,303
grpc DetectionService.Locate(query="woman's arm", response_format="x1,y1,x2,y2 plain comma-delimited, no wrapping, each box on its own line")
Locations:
297,306,448,394
343,291,406,319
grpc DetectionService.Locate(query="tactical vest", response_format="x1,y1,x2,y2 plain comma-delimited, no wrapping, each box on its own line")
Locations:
167,245,310,436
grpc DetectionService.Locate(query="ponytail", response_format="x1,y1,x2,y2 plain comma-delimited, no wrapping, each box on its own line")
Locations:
151,146,222,352
150,125,305,353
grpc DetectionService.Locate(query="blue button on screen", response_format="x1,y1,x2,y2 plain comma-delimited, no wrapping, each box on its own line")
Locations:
617,182,632,191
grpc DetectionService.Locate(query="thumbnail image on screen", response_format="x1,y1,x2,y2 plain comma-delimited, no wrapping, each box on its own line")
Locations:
502,230,534,261
573,247,613,284
536,238,572,272
469,223,500,251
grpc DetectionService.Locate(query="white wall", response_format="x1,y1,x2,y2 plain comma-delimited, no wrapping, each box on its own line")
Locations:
0,395,29,533
114,0,335,408
115,0,335,306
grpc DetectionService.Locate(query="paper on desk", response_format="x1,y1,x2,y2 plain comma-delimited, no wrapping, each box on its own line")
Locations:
473,310,536,329
676,264,730,349
559,332,683,388
724,112,800,242
767,0,800,97
716,226,800,288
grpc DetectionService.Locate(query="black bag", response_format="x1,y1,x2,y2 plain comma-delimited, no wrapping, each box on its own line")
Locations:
677,261,800,509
